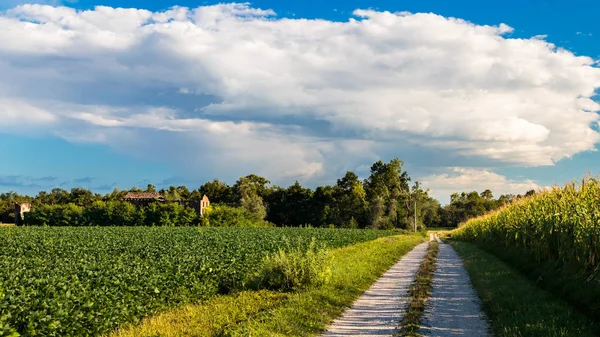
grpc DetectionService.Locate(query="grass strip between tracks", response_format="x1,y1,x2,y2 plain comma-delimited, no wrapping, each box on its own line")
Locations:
398,240,439,337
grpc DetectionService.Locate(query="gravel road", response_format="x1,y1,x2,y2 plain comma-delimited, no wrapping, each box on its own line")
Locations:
323,242,429,336
419,238,491,336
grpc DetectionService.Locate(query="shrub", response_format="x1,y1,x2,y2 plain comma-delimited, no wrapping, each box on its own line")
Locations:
85,201,143,226
255,237,332,291
23,201,197,226
348,217,359,229
144,203,198,226
201,205,270,228
24,203,84,226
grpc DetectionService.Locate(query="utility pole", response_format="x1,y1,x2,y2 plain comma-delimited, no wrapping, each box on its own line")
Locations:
414,199,417,232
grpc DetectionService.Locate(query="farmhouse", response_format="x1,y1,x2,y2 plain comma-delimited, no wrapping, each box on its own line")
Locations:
123,192,210,216
123,192,165,207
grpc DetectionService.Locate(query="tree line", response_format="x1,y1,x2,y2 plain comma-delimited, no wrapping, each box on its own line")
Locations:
439,189,536,227
0,158,536,228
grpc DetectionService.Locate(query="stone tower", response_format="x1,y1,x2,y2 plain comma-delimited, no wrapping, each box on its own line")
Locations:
200,195,210,216
14,203,31,225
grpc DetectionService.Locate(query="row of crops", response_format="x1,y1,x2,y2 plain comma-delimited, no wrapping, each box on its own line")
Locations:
453,177,600,282
0,227,396,336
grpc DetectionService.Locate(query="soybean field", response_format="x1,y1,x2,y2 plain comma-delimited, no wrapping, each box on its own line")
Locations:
0,227,395,337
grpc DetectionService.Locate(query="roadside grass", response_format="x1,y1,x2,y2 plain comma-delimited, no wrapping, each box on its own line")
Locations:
109,290,289,337
110,233,427,337
398,240,439,336
451,241,599,337
477,243,600,323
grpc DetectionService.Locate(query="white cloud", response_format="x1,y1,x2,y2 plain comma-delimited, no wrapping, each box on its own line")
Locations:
419,167,543,203
0,3,599,189
0,99,56,128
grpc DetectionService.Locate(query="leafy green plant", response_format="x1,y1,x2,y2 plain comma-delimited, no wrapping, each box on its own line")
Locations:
201,204,270,228
0,227,394,336
0,285,18,337
256,237,332,291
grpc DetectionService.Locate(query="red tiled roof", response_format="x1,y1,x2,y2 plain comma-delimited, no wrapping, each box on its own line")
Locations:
124,192,164,200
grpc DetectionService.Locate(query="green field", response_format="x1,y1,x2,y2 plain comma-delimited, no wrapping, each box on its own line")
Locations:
0,227,396,337
112,233,426,336
453,177,600,286
452,177,600,329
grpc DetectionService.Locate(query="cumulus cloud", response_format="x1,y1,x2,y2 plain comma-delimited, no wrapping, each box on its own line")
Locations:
420,168,543,202
0,3,599,189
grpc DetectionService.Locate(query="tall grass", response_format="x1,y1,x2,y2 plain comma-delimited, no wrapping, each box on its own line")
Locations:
453,176,600,282
254,237,333,291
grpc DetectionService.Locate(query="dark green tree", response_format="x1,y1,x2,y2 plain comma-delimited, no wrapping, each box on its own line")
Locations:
199,179,233,204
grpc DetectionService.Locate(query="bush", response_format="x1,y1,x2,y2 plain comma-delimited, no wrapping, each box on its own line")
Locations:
144,203,197,226
255,237,332,291
201,205,270,228
23,201,198,226
24,203,84,226
85,201,143,226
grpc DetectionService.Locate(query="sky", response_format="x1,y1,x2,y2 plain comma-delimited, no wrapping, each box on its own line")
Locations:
0,0,599,203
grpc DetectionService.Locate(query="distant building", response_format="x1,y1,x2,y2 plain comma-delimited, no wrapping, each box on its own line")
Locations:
173,195,211,216
199,195,210,216
123,192,210,216
123,192,165,207
14,203,31,225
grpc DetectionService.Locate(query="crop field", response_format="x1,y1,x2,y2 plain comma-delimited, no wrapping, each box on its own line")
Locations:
453,177,600,283
0,227,395,337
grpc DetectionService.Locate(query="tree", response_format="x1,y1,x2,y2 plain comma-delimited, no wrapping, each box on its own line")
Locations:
439,189,522,227
177,185,191,200
368,196,386,229
241,192,267,220
266,182,314,226
311,185,337,227
199,179,233,204
36,188,70,205
104,188,127,202
480,189,493,200
233,175,270,219
364,158,411,229
70,188,98,207
161,186,181,202
233,174,271,200
334,172,368,228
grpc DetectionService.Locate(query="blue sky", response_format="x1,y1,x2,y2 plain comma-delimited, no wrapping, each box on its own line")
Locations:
0,0,599,202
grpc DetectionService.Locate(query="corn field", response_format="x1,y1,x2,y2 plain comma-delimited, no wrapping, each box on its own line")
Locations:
453,176,600,281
